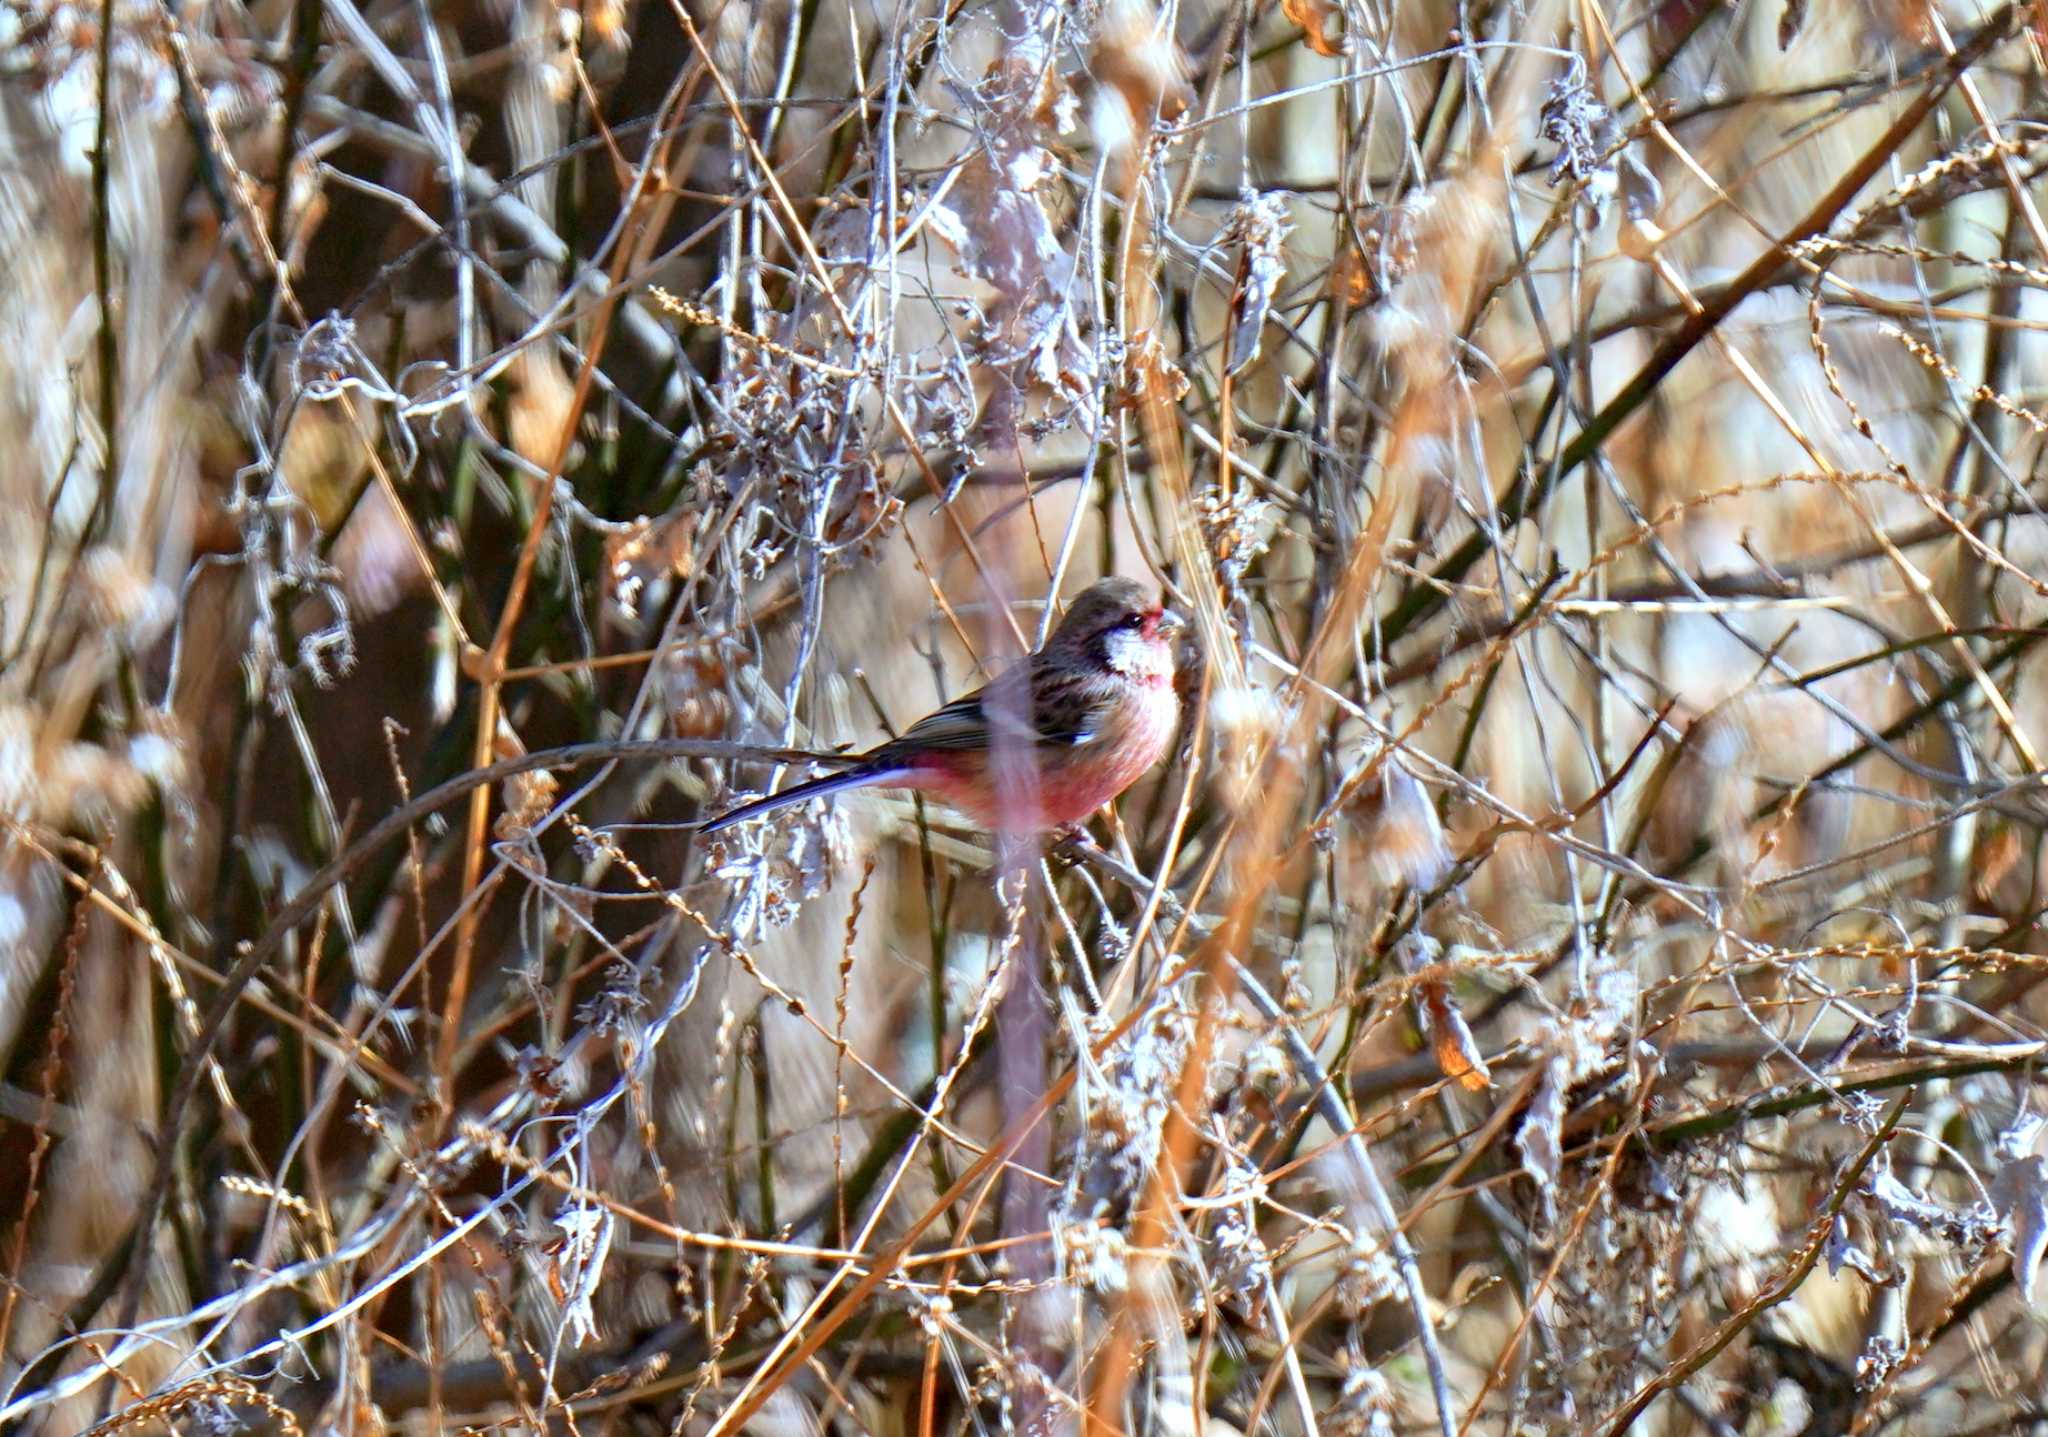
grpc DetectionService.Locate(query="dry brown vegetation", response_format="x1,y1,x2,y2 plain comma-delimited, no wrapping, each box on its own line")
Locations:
5,0,2048,1432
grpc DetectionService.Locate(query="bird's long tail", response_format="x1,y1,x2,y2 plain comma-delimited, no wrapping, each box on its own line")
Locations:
697,764,911,834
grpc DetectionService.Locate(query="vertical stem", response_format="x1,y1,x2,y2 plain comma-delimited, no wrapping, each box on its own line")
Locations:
89,0,119,542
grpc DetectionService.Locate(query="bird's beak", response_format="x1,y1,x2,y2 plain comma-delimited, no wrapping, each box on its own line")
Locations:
1154,607,1187,637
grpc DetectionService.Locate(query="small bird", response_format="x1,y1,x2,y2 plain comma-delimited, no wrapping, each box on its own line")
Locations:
700,577,1185,834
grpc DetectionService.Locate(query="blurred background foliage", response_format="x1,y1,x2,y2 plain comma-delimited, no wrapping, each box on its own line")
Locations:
4,0,2048,1431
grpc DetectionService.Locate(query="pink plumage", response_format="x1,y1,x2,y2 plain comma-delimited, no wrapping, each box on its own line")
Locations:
700,578,1184,835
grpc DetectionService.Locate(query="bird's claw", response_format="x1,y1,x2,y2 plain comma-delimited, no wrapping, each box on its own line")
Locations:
1051,823,1095,853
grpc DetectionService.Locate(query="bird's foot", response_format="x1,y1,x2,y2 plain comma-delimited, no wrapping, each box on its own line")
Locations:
1050,824,1097,856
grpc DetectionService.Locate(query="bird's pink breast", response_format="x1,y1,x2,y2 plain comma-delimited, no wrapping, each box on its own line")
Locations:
908,680,1179,831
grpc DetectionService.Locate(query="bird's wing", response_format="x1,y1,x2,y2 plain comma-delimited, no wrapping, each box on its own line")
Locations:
877,660,1108,757
884,688,996,753
1028,664,1117,746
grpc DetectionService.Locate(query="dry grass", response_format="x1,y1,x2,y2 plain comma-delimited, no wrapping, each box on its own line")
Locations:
4,0,2048,1432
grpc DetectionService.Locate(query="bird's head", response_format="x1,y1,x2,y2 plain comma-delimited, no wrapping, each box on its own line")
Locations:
1053,576,1185,680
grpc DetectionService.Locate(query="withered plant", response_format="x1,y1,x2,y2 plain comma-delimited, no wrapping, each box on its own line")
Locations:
4,0,2048,1432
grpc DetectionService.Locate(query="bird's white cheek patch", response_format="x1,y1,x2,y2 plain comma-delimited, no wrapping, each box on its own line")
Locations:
1104,629,1170,680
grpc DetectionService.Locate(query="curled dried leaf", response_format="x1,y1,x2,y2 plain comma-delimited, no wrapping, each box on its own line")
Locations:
1122,332,1191,410
1974,824,2022,902
508,349,577,468
604,509,697,624
1334,203,1420,308
1091,0,1191,122
1281,0,1348,57
1516,1057,1566,1200
1778,0,1808,48
1223,191,1291,376
548,1206,615,1347
1993,1150,2048,1305
497,769,559,844
1419,976,1490,1091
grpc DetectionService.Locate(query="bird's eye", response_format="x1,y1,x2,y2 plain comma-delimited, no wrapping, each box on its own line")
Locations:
1119,612,1147,630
